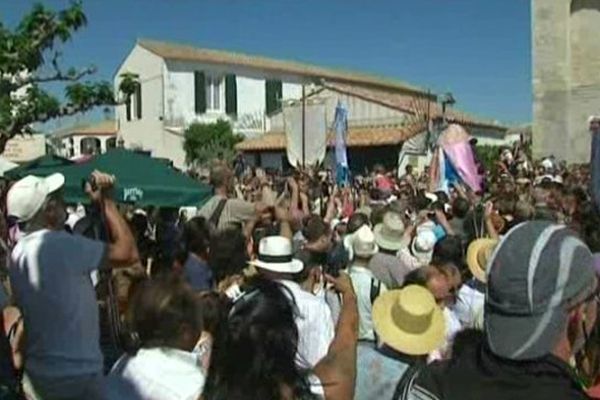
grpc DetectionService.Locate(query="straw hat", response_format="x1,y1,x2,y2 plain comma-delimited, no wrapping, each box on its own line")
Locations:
466,238,498,283
352,225,379,258
372,285,445,355
374,212,405,251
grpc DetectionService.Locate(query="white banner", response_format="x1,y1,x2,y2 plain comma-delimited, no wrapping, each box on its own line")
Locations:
283,101,327,168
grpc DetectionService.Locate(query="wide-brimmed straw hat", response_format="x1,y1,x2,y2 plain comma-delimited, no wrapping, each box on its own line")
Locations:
249,236,303,274
466,238,498,283
374,212,405,251
372,285,445,355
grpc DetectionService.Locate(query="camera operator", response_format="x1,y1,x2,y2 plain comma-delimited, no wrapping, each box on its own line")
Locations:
7,171,138,400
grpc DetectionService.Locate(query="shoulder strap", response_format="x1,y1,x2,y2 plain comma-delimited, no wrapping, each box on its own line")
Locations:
393,363,424,400
370,278,382,305
209,198,228,229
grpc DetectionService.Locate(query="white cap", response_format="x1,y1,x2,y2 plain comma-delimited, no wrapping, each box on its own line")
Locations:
7,173,65,222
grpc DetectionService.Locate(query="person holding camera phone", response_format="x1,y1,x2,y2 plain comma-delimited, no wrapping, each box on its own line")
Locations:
7,170,138,400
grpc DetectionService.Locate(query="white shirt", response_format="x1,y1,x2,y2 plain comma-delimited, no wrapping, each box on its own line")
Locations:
453,283,485,329
279,280,334,368
348,265,388,341
109,347,205,400
9,229,105,378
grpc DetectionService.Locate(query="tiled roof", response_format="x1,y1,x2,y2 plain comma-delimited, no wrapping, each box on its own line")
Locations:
137,39,430,95
236,122,428,151
52,120,118,138
322,81,507,131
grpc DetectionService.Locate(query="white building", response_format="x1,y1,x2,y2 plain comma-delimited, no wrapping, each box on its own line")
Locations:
50,120,118,159
115,39,509,170
238,81,510,172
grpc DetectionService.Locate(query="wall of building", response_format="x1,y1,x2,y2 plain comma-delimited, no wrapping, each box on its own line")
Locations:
57,135,117,158
4,135,46,162
114,45,172,164
568,0,600,162
269,87,409,132
468,126,509,146
163,60,310,135
533,0,600,163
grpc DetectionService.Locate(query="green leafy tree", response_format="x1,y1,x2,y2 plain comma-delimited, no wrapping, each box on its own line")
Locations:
0,1,137,153
183,120,243,168
475,145,501,172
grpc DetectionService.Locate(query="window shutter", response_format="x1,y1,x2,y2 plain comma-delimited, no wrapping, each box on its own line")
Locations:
225,74,237,116
265,79,283,115
194,71,206,114
135,83,142,119
126,97,132,121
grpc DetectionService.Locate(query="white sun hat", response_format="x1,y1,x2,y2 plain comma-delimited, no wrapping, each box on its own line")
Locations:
374,212,406,251
249,236,303,274
352,225,379,258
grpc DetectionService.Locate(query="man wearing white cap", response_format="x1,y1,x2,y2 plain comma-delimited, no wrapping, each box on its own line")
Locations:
7,171,138,399
348,225,388,341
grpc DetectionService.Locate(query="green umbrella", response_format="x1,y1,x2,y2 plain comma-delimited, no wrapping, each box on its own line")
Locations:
4,154,74,180
53,149,211,207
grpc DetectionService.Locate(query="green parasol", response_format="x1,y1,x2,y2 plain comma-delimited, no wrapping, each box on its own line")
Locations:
61,149,212,207
4,154,74,180
9,150,212,207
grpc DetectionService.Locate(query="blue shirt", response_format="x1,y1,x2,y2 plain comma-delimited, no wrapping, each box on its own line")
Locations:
183,255,213,291
354,342,409,400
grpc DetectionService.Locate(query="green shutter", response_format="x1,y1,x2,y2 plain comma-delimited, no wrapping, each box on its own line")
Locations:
135,83,142,119
265,79,283,115
225,74,237,116
194,71,206,114
126,97,132,121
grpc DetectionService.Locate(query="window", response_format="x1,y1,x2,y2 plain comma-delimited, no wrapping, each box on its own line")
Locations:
106,137,117,150
194,71,206,114
126,82,142,121
265,80,283,115
135,83,142,119
126,97,132,121
205,75,223,112
81,137,101,155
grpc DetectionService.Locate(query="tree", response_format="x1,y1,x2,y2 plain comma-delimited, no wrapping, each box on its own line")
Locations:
183,120,243,168
475,144,501,172
0,1,136,154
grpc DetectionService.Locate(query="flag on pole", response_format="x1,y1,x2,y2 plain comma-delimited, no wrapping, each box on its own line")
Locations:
333,101,349,185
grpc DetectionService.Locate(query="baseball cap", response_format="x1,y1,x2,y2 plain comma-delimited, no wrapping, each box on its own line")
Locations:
485,221,597,360
7,173,65,222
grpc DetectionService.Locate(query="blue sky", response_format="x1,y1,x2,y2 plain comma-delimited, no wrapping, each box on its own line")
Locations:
4,0,532,128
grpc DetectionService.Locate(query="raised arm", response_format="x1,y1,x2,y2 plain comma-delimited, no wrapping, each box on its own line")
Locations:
87,171,139,268
314,272,358,400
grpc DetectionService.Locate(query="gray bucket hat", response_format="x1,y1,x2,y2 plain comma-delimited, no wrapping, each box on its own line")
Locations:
485,221,598,360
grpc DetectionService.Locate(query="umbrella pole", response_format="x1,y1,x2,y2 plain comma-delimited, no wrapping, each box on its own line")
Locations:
302,84,306,170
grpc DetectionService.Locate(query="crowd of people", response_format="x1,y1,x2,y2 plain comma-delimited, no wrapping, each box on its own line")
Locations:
0,123,599,400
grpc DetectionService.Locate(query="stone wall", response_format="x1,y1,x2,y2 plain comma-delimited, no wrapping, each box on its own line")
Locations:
533,0,600,163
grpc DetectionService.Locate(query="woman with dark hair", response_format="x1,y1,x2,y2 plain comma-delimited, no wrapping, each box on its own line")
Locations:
180,217,213,291
109,277,206,400
203,274,358,400
208,227,250,291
